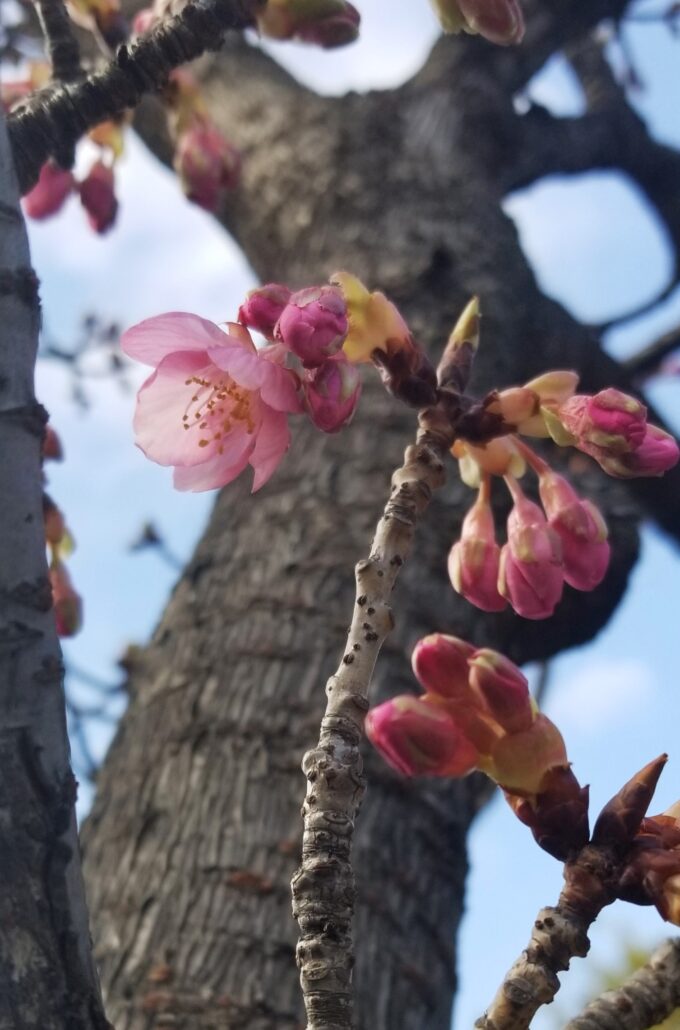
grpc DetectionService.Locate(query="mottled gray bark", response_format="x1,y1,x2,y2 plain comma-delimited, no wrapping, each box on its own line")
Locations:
75,5,673,1030
0,112,108,1029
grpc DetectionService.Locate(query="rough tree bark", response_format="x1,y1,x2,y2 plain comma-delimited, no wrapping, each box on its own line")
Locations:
49,2,677,1028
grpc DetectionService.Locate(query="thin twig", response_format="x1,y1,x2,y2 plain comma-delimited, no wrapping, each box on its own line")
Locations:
291,404,455,1030
564,938,680,1030
34,0,82,84
8,0,262,190
475,844,624,1030
622,324,680,379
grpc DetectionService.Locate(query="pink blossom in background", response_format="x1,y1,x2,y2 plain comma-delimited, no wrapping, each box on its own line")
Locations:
79,161,118,234
122,313,302,492
23,161,74,220
174,124,241,212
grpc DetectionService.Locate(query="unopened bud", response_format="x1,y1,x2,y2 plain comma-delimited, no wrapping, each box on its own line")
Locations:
498,484,564,620
276,285,348,367
411,633,475,701
468,649,532,733
437,296,480,392
599,424,680,478
303,354,361,432
366,695,479,777
238,284,292,339
448,482,506,612
538,470,610,591
79,161,118,234
50,562,83,637
23,161,74,220
174,125,241,213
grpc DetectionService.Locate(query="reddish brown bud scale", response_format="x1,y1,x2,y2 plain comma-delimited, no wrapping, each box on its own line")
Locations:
593,754,668,849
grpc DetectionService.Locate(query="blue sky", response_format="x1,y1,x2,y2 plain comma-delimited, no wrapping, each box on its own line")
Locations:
24,3,680,1026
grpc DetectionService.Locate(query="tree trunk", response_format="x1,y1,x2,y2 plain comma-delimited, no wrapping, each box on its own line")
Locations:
80,4,676,1028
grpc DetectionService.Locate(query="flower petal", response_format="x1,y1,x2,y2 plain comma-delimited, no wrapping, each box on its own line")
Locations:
122,312,229,366
173,429,255,491
249,408,290,491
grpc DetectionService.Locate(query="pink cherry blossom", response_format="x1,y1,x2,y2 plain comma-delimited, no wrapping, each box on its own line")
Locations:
121,312,302,492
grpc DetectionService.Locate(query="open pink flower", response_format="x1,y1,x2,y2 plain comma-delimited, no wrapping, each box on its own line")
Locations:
122,312,302,492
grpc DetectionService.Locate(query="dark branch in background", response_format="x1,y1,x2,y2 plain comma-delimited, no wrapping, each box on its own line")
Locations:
7,0,262,190
623,324,680,379
563,938,680,1030
34,0,82,83
40,315,131,408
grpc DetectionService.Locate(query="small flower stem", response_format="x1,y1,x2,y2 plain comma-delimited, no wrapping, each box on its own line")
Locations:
513,436,549,476
563,938,680,1030
475,844,623,1030
291,405,455,1030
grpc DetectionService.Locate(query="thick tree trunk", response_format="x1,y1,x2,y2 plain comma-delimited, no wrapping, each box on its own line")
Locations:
80,5,673,1029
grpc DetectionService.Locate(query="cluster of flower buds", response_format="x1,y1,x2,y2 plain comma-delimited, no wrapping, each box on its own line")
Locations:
257,0,360,48
157,70,241,213
443,299,679,620
23,158,119,234
43,426,83,637
429,0,524,45
366,634,589,858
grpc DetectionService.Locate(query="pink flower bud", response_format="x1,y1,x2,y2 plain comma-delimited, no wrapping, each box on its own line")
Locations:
303,354,361,432
448,483,506,612
79,161,118,234
132,6,156,32
468,649,533,733
498,483,564,619
538,470,610,590
276,286,348,367
50,562,83,637
174,125,241,213
238,284,292,339
296,1,360,46
44,496,67,547
458,0,524,44
598,424,680,479
365,696,479,778
42,424,63,461
486,713,568,794
411,633,476,701
23,161,74,220
558,389,647,455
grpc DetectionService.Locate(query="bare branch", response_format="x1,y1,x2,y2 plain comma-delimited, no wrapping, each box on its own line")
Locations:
292,405,455,1030
475,844,623,1030
623,324,680,378
564,938,680,1030
34,0,82,83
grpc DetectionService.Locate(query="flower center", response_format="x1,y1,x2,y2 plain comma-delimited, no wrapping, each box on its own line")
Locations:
182,374,255,453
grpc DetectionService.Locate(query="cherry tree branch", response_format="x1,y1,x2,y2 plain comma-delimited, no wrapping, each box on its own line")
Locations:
475,844,624,1030
291,405,455,1030
7,0,262,191
623,324,680,378
564,938,680,1030
34,0,83,83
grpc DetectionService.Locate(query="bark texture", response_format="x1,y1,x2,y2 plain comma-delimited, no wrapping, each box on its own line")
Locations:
73,2,679,1029
0,112,108,1030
